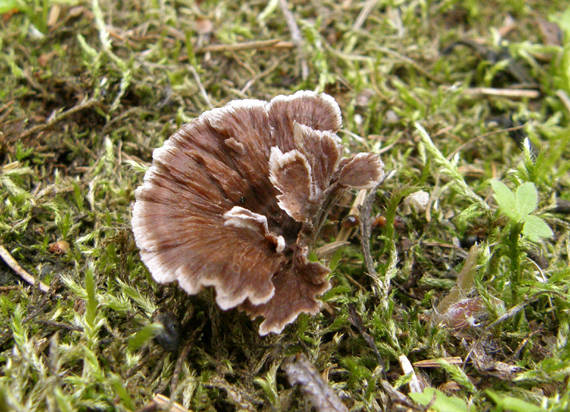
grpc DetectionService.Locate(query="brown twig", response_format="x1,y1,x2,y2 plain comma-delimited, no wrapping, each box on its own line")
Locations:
462,87,540,99
0,245,50,293
352,0,378,32
0,286,20,292
447,124,526,159
18,97,99,140
166,320,205,404
189,65,213,109
196,39,294,53
348,304,385,370
284,353,348,412
374,45,444,83
279,0,309,80
359,181,383,279
137,394,189,412
380,380,422,410
556,89,570,114
485,291,564,331
35,319,83,332
241,56,288,94
413,357,463,368
169,339,194,399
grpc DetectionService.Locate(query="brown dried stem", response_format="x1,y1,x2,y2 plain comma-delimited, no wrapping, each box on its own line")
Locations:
0,245,50,293
463,87,540,98
278,0,309,80
196,39,294,53
358,180,383,287
18,97,99,140
284,353,348,412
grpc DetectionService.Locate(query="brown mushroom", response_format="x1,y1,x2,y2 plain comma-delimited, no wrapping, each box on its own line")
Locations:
132,91,384,335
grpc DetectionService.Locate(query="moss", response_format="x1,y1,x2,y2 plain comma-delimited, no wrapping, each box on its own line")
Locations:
0,0,569,410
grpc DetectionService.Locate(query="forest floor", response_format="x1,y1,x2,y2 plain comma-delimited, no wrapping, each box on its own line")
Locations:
0,0,569,410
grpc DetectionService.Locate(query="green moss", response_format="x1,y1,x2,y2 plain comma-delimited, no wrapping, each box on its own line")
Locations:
0,0,569,410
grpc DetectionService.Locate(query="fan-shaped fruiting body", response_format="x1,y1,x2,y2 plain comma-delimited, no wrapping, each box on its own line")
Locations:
132,91,384,335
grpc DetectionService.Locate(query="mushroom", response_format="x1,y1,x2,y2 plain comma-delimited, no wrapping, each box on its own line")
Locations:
132,91,384,335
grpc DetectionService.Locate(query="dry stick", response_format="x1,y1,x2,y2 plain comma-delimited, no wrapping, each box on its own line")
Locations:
462,87,540,98
151,394,189,412
0,286,20,292
189,65,213,109
374,46,444,83
485,290,564,331
413,357,463,368
556,89,570,114
241,55,288,94
352,0,378,31
348,304,385,370
398,354,422,393
167,322,204,406
36,319,83,332
169,339,193,399
196,39,294,53
336,189,367,242
284,353,348,412
447,124,526,159
18,97,98,139
0,245,50,292
279,0,309,80
380,380,422,411
359,180,384,284
461,290,565,371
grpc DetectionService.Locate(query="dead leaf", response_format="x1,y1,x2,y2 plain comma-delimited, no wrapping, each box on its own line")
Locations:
469,341,521,380
47,4,61,28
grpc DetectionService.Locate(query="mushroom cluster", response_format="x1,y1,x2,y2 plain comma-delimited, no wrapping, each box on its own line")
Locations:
132,91,384,335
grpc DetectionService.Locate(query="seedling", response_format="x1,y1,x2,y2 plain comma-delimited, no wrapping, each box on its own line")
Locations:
490,180,553,242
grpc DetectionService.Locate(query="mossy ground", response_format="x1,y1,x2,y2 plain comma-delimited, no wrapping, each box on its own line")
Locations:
1,0,569,411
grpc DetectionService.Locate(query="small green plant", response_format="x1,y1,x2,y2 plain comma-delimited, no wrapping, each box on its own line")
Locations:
486,390,544,412
490,180,553,242
490,179,554,306
409,388,469,412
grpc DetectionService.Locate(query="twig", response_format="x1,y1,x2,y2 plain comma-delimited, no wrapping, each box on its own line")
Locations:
413,357,463,368
189,65,213,109
169,339,194,399
284,353,348,412
241,56,288,94
352,0,378,32
380,380,422,410
196,39,294,53
462,87,540,99
448,124,526,159
336,189,367,242
555,89,570,114
279,0,309,80
0,286,20,292
485,291,564,331
149,394,189,412
359,186,378,278
348,304,385,370
374,45,444,83
398,355,423,393
36,319,83,332
0,245,50,293
165,321,204,404
18,97,99,140
358,179,386,289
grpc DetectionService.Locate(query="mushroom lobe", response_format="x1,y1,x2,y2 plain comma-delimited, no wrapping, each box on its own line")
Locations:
132,90,384,335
